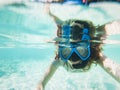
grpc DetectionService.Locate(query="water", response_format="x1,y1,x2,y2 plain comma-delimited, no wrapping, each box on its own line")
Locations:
0,1,120,90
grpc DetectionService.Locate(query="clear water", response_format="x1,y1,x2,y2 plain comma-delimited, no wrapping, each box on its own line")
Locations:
0,2,120,90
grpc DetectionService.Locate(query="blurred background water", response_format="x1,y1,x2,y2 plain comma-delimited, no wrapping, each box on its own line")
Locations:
0,1,120,90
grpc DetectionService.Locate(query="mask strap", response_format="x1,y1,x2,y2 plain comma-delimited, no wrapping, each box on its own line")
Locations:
82,28,90,41
62,25,71,41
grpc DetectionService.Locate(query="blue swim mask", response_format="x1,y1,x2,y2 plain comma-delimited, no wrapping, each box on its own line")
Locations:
59,24,91,62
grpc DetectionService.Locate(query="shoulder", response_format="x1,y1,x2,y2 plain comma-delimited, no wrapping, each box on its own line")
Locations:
98,54,120,82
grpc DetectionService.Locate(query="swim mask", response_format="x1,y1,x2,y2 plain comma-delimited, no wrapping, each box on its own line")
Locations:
59,24,90,62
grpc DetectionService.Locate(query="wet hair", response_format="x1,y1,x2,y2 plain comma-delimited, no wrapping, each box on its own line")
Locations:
70,24,83,40
56,19,106,71
70,20,95,41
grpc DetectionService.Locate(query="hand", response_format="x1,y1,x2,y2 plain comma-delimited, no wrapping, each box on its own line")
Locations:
44,2,54,17
44,2,50,14
37,83,44,90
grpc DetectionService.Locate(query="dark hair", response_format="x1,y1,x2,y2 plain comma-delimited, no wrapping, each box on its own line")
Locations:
70,20,96,40
71,24,83,40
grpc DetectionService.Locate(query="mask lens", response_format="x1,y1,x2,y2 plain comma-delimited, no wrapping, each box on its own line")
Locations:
61,47,72,59
76,46,88,57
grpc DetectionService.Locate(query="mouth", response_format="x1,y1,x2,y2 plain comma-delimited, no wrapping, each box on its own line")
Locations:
70,60,82,65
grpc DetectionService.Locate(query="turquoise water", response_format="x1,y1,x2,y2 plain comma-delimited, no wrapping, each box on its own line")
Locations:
0,2,120,90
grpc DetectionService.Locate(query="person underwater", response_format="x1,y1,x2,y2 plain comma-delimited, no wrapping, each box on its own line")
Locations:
37,3,120,90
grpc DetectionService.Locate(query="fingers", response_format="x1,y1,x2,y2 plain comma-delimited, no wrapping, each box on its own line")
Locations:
44,1,51,15
37,84,43,90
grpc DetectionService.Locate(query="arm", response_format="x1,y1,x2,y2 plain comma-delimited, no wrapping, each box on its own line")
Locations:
45,3,63,25
105,20,120,35
98,53,120,83
37,61,59,90
49,10,63,25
